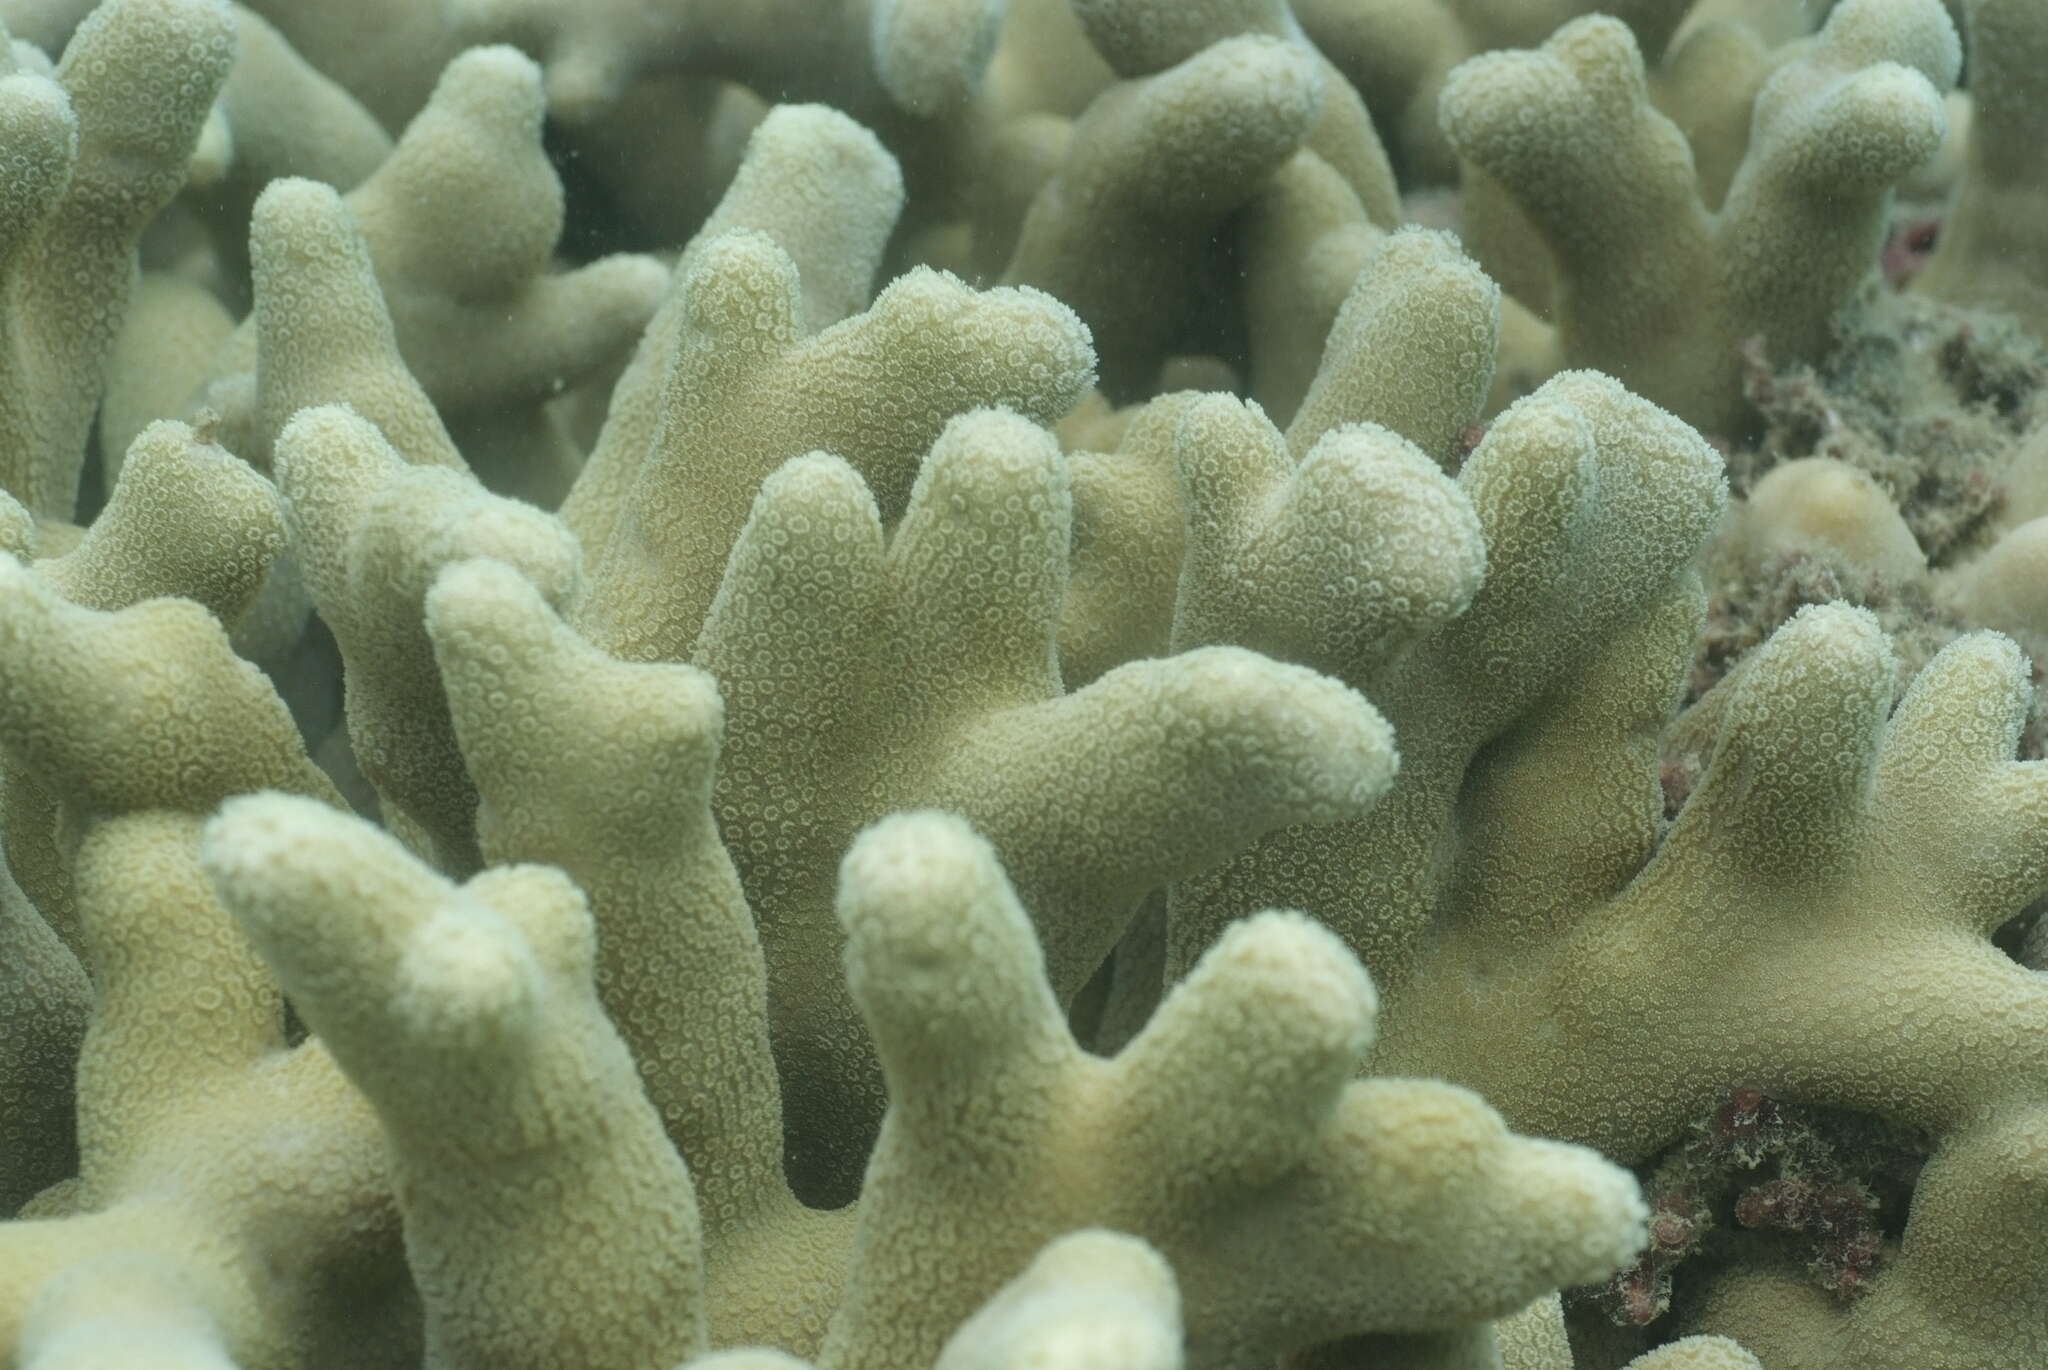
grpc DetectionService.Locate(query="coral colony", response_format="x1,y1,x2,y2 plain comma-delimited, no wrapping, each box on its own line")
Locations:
0,0,2045,1367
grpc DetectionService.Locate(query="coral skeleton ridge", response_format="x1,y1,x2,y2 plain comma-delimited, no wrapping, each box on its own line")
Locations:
0,0,2041,1368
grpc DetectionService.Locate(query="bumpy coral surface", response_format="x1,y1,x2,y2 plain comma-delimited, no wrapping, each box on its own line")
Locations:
0,1,2042,1369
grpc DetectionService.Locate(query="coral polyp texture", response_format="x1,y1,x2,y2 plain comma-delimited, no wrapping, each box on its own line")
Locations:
0,0,2043,1368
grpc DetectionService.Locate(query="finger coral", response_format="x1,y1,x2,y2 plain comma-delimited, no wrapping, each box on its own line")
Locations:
1912,0,2048,341
0,0,231,519
1438,0,1961,436
0,0,2042,1368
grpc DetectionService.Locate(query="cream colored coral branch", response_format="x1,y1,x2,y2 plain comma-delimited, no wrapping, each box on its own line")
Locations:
1914,0,2048,339
0,0,231,519
202,793,705,1370
688,410,1394,1202
823,811,1645,1370
1440,0,1960,435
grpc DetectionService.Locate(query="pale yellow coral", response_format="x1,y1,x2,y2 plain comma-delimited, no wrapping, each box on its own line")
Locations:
0,0,231,519
691,412,1394,1201
1724,457,1927,587
558,101,906,560
443,0,1003,126
825,811,1646,1370
930,1232,1181,1370
273,403,579,872
422,556,844,1347
203,45,666,494
572,230,1092,661
0,853,85,1215
6,0,2046,1363
0,563,395,1368
1293,0,1696,183
1915,0,2048,340
203,792,705,1370
1440,0,1960,434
